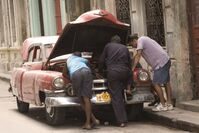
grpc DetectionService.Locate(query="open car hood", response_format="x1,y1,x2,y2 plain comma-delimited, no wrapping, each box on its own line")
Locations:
47,10,130,63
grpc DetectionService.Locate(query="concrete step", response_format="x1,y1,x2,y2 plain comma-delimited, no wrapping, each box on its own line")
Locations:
144,107,199,132
178,100,199,113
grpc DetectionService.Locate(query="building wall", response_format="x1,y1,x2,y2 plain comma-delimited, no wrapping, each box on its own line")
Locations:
65,0,91,22
0,0,30,72
91,0,116,16
0,0,91,72
162,0,193,102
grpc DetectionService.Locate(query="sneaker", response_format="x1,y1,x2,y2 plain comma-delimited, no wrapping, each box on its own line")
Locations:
154,102,159,107
152,103,168,112
167,104,174,111
148,100,158,106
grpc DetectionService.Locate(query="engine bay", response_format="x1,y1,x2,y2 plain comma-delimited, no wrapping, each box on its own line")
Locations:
48,52,105,80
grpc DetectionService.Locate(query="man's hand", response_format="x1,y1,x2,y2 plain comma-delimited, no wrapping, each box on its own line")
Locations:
62,63,70,79
132,50,142,71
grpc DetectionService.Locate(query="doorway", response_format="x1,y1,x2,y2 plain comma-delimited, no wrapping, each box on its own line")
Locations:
188,0,199,99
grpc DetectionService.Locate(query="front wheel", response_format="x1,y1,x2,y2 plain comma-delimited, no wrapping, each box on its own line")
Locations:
126,103,143,121
16,98,29,113
45,105,66,126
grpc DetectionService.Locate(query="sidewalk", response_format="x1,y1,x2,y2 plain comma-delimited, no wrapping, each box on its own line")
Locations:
144,105,199,132
0,72,11,82
1,72,199,132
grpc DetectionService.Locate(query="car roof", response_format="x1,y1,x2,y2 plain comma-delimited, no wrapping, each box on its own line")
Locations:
22,36,59,61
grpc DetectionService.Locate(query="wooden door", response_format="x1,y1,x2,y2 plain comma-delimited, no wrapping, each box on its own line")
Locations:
188,0,199,98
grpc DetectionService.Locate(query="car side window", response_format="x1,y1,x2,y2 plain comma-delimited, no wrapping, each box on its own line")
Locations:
27,46,42,62
33,46,42,62
28,47,34,62
44,44,54,59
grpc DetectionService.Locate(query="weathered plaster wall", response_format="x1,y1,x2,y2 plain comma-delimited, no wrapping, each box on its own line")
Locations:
0,0,29,72
163,0,193,102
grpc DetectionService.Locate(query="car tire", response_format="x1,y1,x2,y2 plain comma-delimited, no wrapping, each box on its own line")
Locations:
45,105,66,126
16,97,29,113
126,103,143,121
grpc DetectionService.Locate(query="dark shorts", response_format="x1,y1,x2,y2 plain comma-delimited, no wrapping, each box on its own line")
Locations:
153,60,171,84
71,68,93,99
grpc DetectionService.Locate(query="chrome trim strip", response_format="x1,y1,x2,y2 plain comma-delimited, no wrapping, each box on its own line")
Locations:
44,89,66,93
92,87,108,91
45,97,80,107
93,79,107,83
45,96,111,107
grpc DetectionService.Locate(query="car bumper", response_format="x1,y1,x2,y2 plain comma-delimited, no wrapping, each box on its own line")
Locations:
45,96,111,107
45,88,154,107
125,86,154,104
125,91,154,104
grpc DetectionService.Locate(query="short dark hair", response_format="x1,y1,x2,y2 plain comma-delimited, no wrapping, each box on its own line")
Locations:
127,34,139,43
73,51,81,57
110,35,121,43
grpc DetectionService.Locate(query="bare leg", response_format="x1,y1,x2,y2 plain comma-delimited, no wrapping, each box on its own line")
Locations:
153,84,166,105
165,82,172,104
148,85,160,106
91,114,100,125
81,97,92,129
149,85,166,105
80,100,99,126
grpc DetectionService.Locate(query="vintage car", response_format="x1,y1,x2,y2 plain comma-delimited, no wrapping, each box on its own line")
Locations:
10,10,154,125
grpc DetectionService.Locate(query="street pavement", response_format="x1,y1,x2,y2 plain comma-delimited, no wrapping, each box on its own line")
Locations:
0,73,195,133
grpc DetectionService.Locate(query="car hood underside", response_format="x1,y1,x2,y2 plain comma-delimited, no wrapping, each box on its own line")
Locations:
47,18,129,63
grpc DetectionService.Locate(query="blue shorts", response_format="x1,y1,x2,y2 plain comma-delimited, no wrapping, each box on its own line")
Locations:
153,60,171,84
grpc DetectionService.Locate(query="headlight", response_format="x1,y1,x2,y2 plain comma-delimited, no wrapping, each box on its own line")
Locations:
138,71,149,81
52,77,65,89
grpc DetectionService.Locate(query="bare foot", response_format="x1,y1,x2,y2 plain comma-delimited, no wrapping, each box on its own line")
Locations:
92,119,100,126
125,89,132,95
82,124,92,130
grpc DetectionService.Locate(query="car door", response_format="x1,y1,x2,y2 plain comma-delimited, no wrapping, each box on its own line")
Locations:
21,45,43,103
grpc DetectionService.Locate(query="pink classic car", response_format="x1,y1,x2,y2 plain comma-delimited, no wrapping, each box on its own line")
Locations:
10,10,154,125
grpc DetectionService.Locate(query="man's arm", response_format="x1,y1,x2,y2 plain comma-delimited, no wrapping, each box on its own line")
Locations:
62,63,69,79
132,50,142,71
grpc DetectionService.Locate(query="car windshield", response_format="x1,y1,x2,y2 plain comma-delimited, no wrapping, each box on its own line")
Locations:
44,43,54,59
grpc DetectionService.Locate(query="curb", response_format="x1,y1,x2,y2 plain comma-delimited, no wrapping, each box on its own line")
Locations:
0,77,10,82
144,108,199,132
0,74,10,83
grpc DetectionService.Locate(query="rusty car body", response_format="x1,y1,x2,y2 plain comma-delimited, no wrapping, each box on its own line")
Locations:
10,10,154,125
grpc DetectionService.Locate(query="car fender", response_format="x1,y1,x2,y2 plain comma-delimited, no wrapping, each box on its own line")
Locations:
22,70,67,105
10,67,27,101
